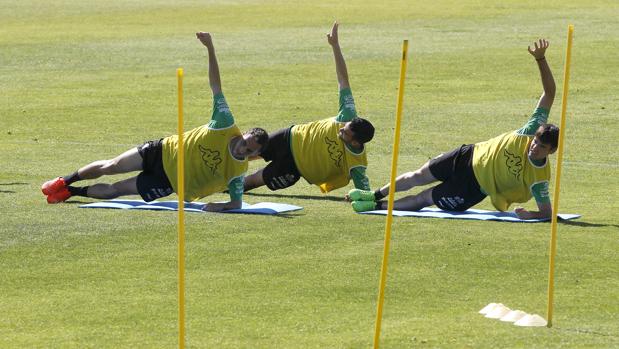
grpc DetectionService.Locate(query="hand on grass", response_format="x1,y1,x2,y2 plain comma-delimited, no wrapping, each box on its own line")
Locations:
528,39,549,60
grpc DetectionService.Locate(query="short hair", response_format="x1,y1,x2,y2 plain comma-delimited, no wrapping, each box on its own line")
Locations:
535,124,559,149
248,127,269,153
349,117,375,144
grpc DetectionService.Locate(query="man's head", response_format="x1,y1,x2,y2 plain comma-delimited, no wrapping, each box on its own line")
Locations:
528,123,559,160
338,117,375,148
233,128,269,158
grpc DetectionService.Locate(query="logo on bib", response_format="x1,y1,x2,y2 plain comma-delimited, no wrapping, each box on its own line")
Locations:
503,149,523,179
325,136,343,167
199,145,222,174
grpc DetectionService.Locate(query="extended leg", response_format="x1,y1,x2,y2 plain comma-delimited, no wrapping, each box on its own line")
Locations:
244,169,266,191
377,186,434,211
84,176,139,199
76,148,143,181
43,147,144,203
376,161,437,199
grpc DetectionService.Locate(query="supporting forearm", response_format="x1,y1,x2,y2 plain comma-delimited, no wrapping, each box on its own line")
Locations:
515,206,552,220
203,200,241,212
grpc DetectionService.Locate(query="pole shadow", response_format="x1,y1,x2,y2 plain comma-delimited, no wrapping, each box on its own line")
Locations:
0,182,28,194
559,220,619,229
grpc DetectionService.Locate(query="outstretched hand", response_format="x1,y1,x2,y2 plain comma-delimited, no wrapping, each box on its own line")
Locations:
528,39,549,60
327,22,339,46
196,32,213,47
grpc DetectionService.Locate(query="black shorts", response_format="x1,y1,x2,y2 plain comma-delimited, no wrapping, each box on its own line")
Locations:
428,144,486,211
136,139,174,202
260,127,301,190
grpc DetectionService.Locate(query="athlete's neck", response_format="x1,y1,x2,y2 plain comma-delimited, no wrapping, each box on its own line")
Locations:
229,136,246,160
529,154,547,166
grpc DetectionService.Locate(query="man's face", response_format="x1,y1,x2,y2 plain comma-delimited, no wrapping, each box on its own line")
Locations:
233,133,262,158
338,122,358,146
528,136,555,160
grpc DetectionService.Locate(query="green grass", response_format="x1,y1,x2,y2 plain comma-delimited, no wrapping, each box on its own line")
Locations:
1,0,618,348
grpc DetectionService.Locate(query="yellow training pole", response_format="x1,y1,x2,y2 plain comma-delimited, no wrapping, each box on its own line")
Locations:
546,24,573,328
373,40,409,349
177,68,186,348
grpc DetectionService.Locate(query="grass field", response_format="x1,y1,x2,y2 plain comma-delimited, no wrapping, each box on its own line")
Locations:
1,0,618,348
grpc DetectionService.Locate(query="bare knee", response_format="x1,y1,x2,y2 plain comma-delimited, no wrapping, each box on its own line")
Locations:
394,171,418,191
99,159,121,175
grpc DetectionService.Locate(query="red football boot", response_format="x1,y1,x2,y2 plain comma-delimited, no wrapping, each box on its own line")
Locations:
41,177,67,195
46,187,71,204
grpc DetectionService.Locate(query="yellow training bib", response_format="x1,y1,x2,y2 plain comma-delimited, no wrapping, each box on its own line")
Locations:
472,131,551,211
162,125,247,201
291,117,367,193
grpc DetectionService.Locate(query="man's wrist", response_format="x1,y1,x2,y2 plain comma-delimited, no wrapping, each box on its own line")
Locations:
536,56,546,61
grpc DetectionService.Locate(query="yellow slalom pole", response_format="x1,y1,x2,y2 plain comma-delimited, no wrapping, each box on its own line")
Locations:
177,68,186,348
546,24,573,328
373,40,409,349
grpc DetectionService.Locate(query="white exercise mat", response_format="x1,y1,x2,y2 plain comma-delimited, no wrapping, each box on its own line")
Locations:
359,207,580,223
80,199,302,215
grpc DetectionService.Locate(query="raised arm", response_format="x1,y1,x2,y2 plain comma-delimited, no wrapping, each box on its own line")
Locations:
196,32,222,95
528,39,555,110
327,22,350,90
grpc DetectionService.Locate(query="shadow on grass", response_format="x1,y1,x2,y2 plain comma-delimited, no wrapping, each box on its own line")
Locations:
242,212,305,219
65,200,94,204
559,220,619,229
0,182,29,193
556,326,619,338
243,191,345,202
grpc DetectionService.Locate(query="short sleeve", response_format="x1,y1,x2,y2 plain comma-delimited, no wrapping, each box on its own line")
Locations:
335,88,358,122
531,181,551,205
228,175,244,202
208,93,235,129
517,107,549,136
350,166,370,190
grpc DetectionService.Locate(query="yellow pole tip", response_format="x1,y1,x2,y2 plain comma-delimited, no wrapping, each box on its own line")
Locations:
177,68,184,76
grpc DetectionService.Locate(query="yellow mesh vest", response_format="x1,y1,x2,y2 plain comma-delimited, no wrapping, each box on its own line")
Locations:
472,131,551,211
162,125,247,201
291,118,368,193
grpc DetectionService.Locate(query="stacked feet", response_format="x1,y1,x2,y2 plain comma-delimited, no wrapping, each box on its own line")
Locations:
348,189,377,212
41,177,71,204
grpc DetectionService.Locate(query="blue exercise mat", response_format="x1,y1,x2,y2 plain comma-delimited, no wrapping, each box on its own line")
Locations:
359,207,580,223
80,199,302,215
